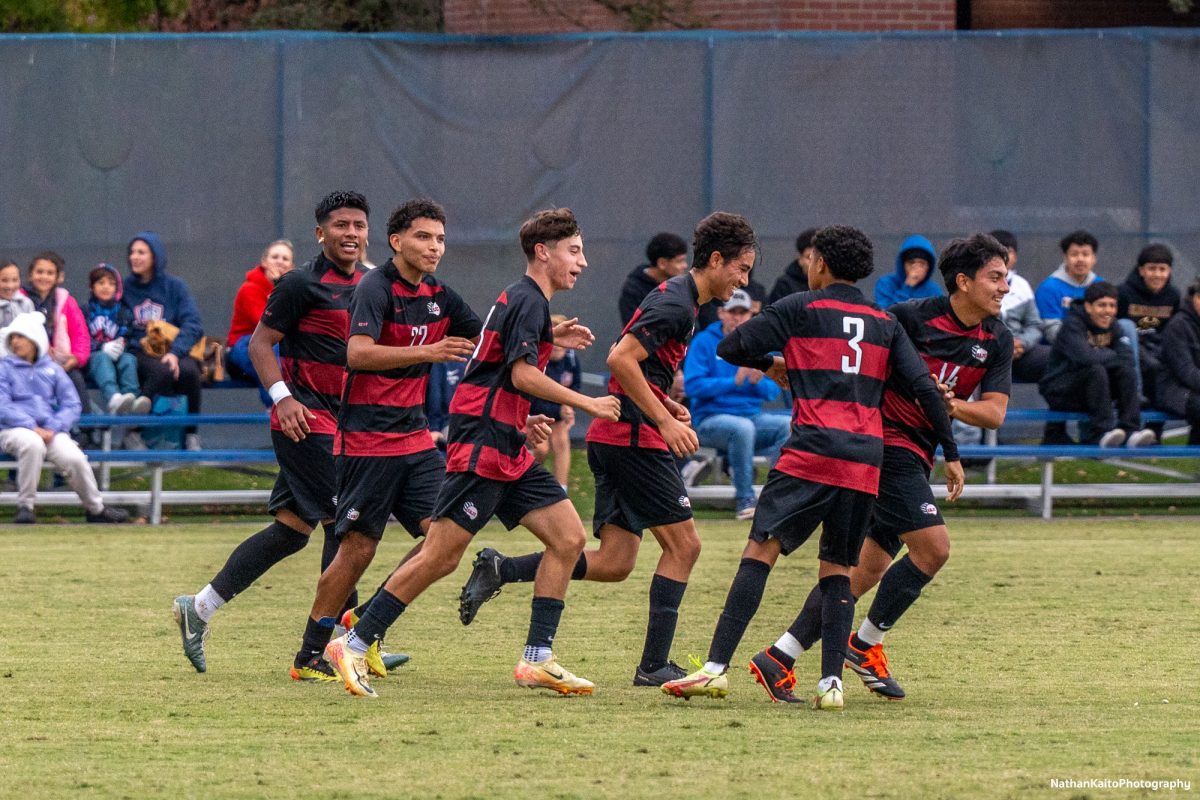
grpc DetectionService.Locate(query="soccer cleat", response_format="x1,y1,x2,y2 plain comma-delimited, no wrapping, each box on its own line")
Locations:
633,661,687,687
340,609,410,674
458,547,505,625
172,595,209,673
812,677,844,711
514,657,594,695
289,654,338,683
748,649,801,704
324,635,377,698
381,650,410,670
661,661,729,700
844,635,906,700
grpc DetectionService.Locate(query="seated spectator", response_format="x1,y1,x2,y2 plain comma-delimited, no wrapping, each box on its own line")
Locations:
0,312,129,524
618,232,688,326
766,228,816,305
124,231,205,450
84,264,150,416
873,235,943,307
1038,282,1155,448
530,314,584,491
0,259,34,327
24,251,90,406
226,239,294,406
1156,278,1200,444
991,230,1050,383
683,289,789,520
1118,243,1179,404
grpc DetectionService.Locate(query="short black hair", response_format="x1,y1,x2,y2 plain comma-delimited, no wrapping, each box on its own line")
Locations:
1188,277,1200,299
645,232,687,265
1060,229,1099,253
519,208,580,259
939,233,1009,295
28,250,65,277
315,190,370,225
989,229,1018,253
387,199,446,250
692,212,756,271
1084,281,1118,304
1136,243,1173,268
795,228,818,253
812,225,873,282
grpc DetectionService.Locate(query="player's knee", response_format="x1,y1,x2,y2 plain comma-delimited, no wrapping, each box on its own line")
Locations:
911,537,950,573
550,527,587,558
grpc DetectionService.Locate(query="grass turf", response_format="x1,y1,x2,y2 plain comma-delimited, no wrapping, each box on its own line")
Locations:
0,516,1196,798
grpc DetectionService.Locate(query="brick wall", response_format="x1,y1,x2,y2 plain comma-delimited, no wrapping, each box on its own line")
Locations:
972,0,1200,29
444,0,957,35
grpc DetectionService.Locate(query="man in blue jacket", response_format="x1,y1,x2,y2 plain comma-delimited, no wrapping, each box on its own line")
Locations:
683,289,789,519
873,235,943,308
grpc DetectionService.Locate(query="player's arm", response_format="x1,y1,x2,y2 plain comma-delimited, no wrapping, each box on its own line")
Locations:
346,335,477,371
607,334,697,457
717,302,791,390
251,275,315,442
890,329,964,501
941,389,1009,430
510,359,620,422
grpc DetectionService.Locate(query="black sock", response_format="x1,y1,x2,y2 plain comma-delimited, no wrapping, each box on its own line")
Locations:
819,574,854,680
640,575,687,672
707,558,772,666
354,590,407,646
525,596,566,649
866,555,932,631
766,645,795,671
210,520,309,601
321,522,358,616
788,582,825,651
298,616,334,663
500,552,587,583
354,583,384,621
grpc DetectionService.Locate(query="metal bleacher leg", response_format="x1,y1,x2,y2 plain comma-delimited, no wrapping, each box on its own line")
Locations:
150,464,163,525
985,428,998,485
100,428,112,491
1040,460,1054,520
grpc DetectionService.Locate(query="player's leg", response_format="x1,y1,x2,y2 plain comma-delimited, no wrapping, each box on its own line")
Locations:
634,519,701,686
549,416,572,489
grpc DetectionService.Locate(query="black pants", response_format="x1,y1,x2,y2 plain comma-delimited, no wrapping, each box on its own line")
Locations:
1012,344,1051,384
1041,362,1140,444
136,350,202,435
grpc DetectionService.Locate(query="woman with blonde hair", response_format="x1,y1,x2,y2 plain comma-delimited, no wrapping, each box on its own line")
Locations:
226,239,294,405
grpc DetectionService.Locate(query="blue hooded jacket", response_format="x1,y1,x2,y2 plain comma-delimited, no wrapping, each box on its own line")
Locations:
84,263,134,350
873,235,944,308
683,320,781,426
122,231,204,357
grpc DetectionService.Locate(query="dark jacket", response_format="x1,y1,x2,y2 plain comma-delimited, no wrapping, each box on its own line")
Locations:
618,265,661,327
1155,303,1200,418
123,231,204,357
1117,267,1179,360
84,264,133,350
1039,301,1134,396
767,258,809,305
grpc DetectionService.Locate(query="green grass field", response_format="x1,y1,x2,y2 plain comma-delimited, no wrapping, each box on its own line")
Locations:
1,516,1196,799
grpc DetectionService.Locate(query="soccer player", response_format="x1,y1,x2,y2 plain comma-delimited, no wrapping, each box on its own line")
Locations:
661,225,964,710
172,190,370,676
755,233,1011,704
289,199,482,679
458,212,757,687
324,208,621,698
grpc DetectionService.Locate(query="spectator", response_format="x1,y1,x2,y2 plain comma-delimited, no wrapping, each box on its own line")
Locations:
991,230,1050,383
123,231,205,450
24,251,90,406
1035,230,1104,343
618,232,689,326
767,228,816,305
1118,243,1179,403
1038,282,1155,448
0,312,129,524
1156,278,1200,444
0,259,34,327
873,235,943,308
84,264,150,416
530,314,584,491
227,239,294,406
683,289,789,520
743,267,768,316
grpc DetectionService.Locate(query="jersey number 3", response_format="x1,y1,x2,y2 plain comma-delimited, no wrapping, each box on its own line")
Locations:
841,316,864,374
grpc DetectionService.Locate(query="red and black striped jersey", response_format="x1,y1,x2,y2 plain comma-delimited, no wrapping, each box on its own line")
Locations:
716,283,959,495
587,272,698,451
336,261,482,457
882,296,1013,465
260,253,365,436
446,276,554,481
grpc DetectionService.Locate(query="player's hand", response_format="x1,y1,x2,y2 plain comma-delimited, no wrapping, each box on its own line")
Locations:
669,369,686,403
427,337,476,363
664,397,691,424
766,356,789,391
586,394,622,422
526,414,554,447
276,396,315,442
658,416,699,458
944,459,965,502
553,318,595,351
161,352,180,379
936,380,957,418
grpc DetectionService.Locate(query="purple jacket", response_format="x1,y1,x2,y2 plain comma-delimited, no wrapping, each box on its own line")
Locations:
0,353,81,433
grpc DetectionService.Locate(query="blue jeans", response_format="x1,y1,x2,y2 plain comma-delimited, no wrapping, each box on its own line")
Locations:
1115,318,1143,399
227,337,275,407
87,351,139,405
696,411,791,505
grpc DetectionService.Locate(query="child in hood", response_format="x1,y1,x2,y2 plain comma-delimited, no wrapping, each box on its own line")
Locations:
85,264,150,415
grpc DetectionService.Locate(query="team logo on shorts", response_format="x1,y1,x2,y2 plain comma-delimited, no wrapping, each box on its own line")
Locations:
463,501,478,520
678,495,691,508
427,301,441,316
346,508,360,521
920,502,938,515
971,344,988,363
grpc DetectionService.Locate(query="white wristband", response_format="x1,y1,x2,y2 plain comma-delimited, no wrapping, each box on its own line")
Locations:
268,381,292,405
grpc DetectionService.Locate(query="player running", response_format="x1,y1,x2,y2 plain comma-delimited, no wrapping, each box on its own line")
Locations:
324,208,621,698
457,212,757,687
661,225,964,710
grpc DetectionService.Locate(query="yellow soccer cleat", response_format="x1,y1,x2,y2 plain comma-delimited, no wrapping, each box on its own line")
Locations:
661,664,729,700
324,635,377,698
514,657,594,696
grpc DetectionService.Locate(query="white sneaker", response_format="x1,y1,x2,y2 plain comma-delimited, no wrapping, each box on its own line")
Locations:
1098,429,1127,448
107,393,135,414
680,457,712,487
185,434,202,452
131,396,152,415
1126,428,1157,448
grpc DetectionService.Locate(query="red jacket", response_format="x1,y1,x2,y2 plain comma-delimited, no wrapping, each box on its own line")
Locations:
227,265,274,347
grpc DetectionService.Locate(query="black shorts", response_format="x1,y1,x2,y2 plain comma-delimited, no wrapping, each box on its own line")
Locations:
268,430,337,526
867,446,945,558
749,469,875,566
588,442,693,537
431,462,567,535
335,448,445,540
